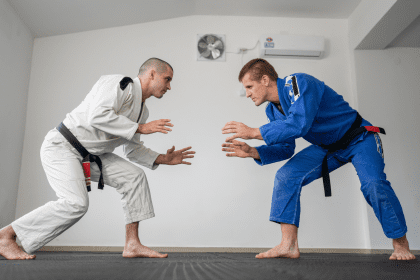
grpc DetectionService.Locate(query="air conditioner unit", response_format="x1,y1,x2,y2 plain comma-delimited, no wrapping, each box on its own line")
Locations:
260,34,325,58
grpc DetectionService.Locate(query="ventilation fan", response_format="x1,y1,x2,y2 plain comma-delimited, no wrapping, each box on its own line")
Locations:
197,34,226,61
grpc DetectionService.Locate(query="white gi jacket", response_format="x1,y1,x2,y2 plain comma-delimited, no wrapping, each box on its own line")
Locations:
49,75,160,170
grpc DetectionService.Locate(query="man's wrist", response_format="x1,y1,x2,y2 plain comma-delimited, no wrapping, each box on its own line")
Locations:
137,124,143,134
249,147,260,160
154,154,167,165
251,127,263,140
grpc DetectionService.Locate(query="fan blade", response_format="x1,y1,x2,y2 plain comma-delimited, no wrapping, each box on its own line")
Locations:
211,49,221,59
213,40,224,49
200,49,211,58
206,35,216,44
198,42,208,49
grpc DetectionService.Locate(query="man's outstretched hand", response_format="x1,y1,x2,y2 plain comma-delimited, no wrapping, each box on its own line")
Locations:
155,146,195,165
222,140,260,159
222,121,263,142
137,119,173,134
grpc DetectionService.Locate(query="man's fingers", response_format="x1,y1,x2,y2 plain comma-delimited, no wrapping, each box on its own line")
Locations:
167,146,175,153
182,151,195,155
226,135,239,142
225,153,237,157
222,124,235,130
181,161,192,165
222,128,237,135
183,155,194,159
222,121,238,130
222,143,234,148
222,148,235,152
179,146,192,152
231,140,245,146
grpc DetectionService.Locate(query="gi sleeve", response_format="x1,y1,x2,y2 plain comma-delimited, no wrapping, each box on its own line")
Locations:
123,134,160,170
87,76,138,140
259,74,324,146
254,140,295,166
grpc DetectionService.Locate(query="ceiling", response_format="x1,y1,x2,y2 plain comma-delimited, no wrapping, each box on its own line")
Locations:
387,14,420,48
7,0,420,48
8,0,362,38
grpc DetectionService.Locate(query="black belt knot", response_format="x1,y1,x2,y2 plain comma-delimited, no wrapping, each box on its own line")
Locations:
56,122,104,192
319,113,385,197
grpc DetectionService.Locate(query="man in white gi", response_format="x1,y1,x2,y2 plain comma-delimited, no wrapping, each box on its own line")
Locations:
0,58,194,260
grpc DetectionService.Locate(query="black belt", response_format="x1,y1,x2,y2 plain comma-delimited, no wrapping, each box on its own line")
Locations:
319,113,385,197
56,122,104,192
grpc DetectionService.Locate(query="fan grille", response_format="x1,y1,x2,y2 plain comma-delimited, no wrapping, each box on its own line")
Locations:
197,34,225,60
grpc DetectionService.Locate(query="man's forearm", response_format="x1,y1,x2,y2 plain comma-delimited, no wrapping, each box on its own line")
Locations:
251,128,263,140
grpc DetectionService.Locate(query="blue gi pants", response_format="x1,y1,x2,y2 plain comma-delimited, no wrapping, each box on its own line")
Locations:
270,133,407,239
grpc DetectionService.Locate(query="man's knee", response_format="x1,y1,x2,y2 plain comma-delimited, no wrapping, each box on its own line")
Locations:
274,167,298,195
66,196,89,216
132,167,146,183
360,177,393,200
122,167,147,191
275,165,297,185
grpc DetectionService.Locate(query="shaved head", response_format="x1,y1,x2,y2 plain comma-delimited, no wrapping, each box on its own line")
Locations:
138,58,173,76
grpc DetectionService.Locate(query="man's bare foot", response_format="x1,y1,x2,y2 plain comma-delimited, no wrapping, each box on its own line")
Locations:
0,225,36,260
389,235,416,260
256,240,300,259
122,241,168,258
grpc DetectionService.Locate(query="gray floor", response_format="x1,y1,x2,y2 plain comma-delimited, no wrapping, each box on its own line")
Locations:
0,252,419,280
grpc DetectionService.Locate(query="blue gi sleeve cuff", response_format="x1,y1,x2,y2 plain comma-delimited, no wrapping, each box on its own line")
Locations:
260,123,277,146
254,142,295,166
254,145,268,166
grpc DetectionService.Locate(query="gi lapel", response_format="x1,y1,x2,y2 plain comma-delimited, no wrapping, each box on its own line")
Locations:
129,77,143,123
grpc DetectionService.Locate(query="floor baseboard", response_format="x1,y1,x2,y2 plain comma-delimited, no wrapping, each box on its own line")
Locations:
34,246,420,254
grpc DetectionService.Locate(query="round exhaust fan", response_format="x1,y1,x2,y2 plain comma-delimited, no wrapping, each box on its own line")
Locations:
197,34,226,61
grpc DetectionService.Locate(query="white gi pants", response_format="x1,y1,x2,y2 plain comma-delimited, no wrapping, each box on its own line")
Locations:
12,134,155,254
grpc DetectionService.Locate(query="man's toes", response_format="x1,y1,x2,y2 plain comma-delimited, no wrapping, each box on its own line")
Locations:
256,253,265,259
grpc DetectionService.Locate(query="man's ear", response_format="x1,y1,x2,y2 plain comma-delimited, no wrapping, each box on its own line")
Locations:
150,69,156,80
261,75,270,87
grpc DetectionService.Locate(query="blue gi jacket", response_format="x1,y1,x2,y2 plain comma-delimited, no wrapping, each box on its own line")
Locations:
255,73,371,166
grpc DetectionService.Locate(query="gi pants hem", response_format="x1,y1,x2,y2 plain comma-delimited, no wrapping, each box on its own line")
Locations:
11,223,37,254
126,212,155,224
269,218,298,227
385,227,407,239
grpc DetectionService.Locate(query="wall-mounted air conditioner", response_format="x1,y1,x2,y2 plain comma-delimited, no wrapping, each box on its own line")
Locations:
259,34,325,58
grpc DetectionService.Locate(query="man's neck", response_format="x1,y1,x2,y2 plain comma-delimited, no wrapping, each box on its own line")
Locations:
266,83,280,103
139,75,151,102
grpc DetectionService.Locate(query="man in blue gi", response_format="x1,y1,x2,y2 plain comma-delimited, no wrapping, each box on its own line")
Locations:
222,58,416,261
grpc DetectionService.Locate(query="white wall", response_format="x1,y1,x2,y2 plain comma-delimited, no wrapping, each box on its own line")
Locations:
354,48,420,250
15,15,367,249
0,0,33,229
